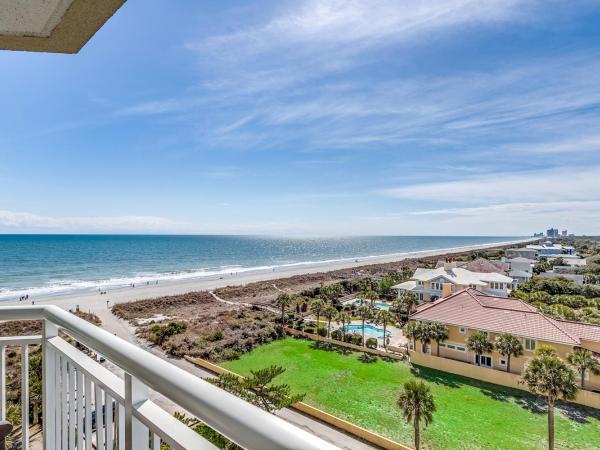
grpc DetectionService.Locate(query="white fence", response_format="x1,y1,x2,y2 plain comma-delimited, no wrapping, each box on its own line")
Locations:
0,305,339,450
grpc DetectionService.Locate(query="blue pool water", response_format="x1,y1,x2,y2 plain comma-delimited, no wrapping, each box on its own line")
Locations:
353,300,391,310
344,324,390,338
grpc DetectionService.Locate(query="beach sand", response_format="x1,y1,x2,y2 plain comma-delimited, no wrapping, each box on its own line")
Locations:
1,237,536,315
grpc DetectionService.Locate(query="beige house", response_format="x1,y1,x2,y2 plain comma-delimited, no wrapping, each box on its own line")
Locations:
409,288,600,391
393,262,514,302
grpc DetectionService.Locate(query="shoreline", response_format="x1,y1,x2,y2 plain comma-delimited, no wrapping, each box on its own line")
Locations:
1,237,537,314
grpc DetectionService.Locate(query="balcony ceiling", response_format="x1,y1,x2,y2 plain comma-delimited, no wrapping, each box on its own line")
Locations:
0,0,125,53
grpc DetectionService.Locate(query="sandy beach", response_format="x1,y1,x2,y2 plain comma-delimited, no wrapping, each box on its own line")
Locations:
1,237,536,315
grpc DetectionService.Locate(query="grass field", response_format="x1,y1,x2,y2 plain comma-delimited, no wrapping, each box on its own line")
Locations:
222,338,600,449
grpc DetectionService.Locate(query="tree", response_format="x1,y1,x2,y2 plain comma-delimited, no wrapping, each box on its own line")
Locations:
209,365,305,414
397,291,420,317
356,304,373,347
567,348,600,389
429,322,449,357
275,293,294,328
322,305,338,338
397,380,436,450
467,331,493,365
310,298,325,330
336,311,352,342
417,322,436,354
495,333,524,373
360,289,380,307
374,309,395,350
522,352,578,450
403,321,421,351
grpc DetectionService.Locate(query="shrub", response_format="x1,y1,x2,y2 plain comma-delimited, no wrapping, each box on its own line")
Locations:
331,329,343,341
149,321,187,345
358,353,377,363
206,330,225,342
366,337,378,349
317,327,327,337
304,327,315,334
348,333,363,346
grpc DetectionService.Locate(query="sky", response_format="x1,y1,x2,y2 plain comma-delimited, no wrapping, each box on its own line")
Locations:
1,0,600,236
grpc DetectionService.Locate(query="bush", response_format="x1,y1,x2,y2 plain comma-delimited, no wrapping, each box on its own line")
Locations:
304,327,315,334
206,330,224,342
366,337,378,349
331,329,343,341
149,321,187,345
317,327,327,337
358,352,377,363
346,333,363,346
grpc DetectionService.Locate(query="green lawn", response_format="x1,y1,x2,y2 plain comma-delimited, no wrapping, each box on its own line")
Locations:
222,338,600,449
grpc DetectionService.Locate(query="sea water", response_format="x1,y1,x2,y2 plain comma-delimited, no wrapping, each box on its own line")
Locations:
0,234,524,300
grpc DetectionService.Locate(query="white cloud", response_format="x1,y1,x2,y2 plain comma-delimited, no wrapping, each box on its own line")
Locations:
0,210,188,233
380,166,600,204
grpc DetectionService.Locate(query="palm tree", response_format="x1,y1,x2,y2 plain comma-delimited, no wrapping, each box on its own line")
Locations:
310,298,325,331
397,380,436,450
397,291,420,316
495,333,524,373
374,309,395,350
522,352,578,450
275,292,294,328
417,322,436,354
336,311,351,341
322,305,337,338
429,322,449,357
466,331,493,366
360,289,380,307
403,321,421,352
567,348,600,389
356,304,372,346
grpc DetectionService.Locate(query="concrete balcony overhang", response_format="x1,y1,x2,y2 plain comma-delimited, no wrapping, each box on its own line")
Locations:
0,0,125,53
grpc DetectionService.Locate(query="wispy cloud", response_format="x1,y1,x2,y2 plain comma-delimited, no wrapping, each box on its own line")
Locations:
0,210,188,233
380,166,600,204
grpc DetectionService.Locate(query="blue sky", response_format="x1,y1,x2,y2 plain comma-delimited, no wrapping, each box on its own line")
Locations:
1,0,600,236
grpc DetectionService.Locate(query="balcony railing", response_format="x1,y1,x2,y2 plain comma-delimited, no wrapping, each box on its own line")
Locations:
0,305,339,450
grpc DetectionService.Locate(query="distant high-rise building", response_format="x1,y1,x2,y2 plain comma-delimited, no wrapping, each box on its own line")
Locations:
546,228,559,238
561,229,567,237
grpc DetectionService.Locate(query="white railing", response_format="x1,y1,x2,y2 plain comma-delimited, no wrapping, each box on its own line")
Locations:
0,305,339,450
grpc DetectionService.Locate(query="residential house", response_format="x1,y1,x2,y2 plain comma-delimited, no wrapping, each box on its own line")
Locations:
504,257,536,285
435,257,510,274
392,262,514,302
409,288,600,391
506,247,538,260
527,241,576,257
538,272,585,286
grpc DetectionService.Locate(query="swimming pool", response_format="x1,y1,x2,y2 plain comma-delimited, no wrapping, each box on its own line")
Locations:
352,300,391,310
344,324,390,338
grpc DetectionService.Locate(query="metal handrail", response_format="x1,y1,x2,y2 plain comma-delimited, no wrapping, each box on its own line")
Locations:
0,306,338,450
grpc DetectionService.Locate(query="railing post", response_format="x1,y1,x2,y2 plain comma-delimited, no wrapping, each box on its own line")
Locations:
0,345,5,421
21,345,29,450
125,373,148,450
42,320,58,450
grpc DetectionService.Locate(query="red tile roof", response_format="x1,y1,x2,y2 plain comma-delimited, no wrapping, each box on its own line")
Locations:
410,288,600,346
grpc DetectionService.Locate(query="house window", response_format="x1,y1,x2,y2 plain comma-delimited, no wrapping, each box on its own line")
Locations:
475,355,492,368
417,281,424,286
459,327,466,334
431,282,443,291
417,293,424,301
524,338,536,351
499,359,507,367
408,341,414,351
455,346,466,352
439,343,446,348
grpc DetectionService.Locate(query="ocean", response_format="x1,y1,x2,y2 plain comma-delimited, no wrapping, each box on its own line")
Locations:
0,235,525,300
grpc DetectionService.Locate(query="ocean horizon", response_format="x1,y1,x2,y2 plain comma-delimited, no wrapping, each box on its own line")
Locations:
0,234,527,300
